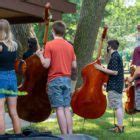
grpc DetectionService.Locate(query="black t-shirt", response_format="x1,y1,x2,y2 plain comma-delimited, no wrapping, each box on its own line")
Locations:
0,42,17,71
106,51,124,94
23,49,35,60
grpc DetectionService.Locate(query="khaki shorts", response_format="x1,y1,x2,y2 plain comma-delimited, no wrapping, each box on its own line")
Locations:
108,90,122,109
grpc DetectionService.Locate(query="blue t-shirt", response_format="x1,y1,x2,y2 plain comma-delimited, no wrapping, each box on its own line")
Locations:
0,42,17,71
106,51,124,94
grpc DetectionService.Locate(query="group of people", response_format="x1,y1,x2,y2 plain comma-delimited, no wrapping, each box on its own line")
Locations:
0,18,140,135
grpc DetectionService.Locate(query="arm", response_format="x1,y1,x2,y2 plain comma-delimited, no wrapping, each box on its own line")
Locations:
128,67,140,82
36,43,51,68
71,48,78,81
94,64,118,76
94,55,120,76
0,44,2,52
71,60,78,81
71,60,78,94
36,49,51,69
71,47,78,94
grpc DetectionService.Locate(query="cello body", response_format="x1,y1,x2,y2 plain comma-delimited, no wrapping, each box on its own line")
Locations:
16,55,51,122
71,59,108,119
125,66,136,115
71,26,108,119
125,85,135,114
15,3,52,122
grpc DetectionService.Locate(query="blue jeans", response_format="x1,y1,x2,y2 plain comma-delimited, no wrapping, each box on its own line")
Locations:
0,70,18,98
47,77,71,108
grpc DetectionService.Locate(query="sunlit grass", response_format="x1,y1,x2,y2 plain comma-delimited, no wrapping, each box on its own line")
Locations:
28,94,140,140
28,109,140,140
22,73,140,140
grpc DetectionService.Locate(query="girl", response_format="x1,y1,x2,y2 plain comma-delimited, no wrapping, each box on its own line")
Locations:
0,19,21,134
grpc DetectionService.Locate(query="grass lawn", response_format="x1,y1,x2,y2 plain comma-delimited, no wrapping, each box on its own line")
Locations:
28,108,140,140
24,74,140,140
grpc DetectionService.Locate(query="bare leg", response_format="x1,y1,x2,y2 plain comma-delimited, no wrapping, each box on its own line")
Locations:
116,107,124,127
0,98,5,135
64,107,73,134
7,97,21,134
56,107,67,134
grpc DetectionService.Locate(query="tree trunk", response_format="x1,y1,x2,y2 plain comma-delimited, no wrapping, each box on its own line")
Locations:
74,0,109,86
11,24,38,58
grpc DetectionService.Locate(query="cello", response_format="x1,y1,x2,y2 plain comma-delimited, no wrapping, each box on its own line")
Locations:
125,65,136,115
71,26,108,119
15,3,52,122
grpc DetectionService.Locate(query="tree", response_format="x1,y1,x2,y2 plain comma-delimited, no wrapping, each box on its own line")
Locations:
63,0,82,41
74,0,109,85
11,24,38,58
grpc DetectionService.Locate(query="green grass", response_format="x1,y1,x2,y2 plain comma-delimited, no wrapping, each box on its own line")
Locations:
25,90,140,140
28,109,140,140
22,72,139,140
26,90,140,140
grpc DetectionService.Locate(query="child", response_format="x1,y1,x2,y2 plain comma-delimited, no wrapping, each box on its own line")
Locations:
0,19,21,134
36,21,77,134
95,40,124,133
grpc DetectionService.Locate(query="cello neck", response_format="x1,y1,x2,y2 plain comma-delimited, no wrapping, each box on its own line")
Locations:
97,39,104,59
43,3,51,48
97,26,108,59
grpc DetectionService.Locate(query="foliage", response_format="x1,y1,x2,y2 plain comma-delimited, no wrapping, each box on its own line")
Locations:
34,0,139,63
33,0,82,46
95,0,139,62
62,0,82,42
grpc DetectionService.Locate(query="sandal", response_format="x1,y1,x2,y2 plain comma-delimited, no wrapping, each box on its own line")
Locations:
109,124,124,133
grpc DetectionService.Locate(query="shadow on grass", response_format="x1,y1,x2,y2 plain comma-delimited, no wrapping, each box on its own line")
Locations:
23,109,140,140
73,109,140,140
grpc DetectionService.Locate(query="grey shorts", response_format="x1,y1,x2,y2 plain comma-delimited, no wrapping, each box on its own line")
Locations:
108,90,122,109
47,77,71,108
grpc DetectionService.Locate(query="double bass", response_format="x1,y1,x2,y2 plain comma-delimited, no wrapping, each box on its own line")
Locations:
71,27,108,119
15,3,52,122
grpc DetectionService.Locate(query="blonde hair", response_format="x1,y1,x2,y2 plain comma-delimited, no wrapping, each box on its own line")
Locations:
0,19,17,52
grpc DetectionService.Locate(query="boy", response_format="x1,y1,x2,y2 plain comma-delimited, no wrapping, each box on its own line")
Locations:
36,21,77,134
95,40,124,133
